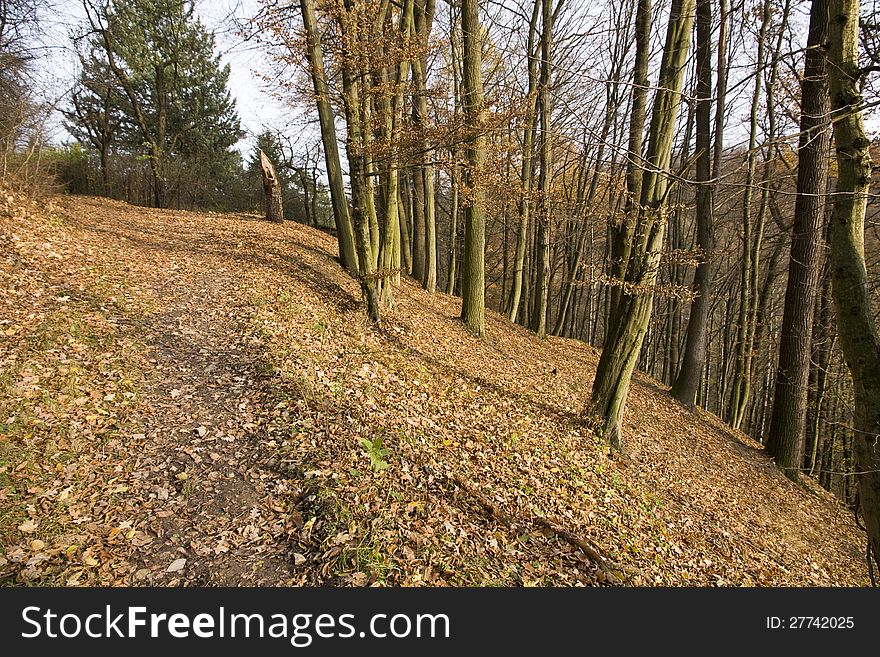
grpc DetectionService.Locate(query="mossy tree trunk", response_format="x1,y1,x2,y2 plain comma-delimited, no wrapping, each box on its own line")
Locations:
374,0,414,306
300,0,359,274
607,0,650,323
826,0,880,572
589,0,695,449
338,1,381,324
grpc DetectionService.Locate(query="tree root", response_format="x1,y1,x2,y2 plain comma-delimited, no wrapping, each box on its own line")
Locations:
448,473,621,581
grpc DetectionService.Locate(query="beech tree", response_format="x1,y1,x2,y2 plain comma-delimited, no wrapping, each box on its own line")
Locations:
531,0,556,339
459,0,487,336
765,0,830,480
299,0,359,273
670,0,725,407
588,0,695,448
240,0,880,535
826,0,880,572
506,0,541,324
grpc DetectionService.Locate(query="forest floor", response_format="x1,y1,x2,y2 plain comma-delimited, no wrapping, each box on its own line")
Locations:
0,194,870,586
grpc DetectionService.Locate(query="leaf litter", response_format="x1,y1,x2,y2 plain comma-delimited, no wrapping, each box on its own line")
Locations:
0,194,869,587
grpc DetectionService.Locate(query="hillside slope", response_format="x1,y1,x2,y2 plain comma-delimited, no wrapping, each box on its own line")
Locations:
1,195,869,586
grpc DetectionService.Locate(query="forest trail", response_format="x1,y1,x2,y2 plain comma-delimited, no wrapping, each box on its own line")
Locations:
1,196,871,586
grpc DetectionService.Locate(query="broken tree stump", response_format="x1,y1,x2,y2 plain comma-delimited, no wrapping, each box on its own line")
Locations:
259,149,284,223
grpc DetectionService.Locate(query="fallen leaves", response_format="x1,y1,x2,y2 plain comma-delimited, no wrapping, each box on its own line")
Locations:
166,558,187,573
0,194,870,589
17,520,38,534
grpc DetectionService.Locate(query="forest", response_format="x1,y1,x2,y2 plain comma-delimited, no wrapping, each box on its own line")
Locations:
2,0,880,587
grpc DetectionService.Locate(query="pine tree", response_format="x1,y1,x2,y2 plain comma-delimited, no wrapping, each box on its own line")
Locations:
65,40,123,193
82,0,242,208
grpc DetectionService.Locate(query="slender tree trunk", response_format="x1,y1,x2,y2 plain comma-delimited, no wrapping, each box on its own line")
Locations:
447,166,460,294
100,144,110,195
532,0,554,338
399,177,413,274
507,0,541,323
765,0,830,479
411,168,427,282
300,0,359,273
728,0,775,429
589,0,695,449
413,0,437,292
310,166,319,226
826,0,880,572
378,0,414,305
663,90,694,384
556,94,616,338
299,169,313,225
447,2,461,295
362,93,380,270
671,0,719,407
460,0,486,336
607,0,651,321
807,269,833,475
338,6,380,322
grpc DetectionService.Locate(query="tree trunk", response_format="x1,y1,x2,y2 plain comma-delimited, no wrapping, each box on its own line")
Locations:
507,0,541,323
375,0,414,305
411,167,427,283
338,7,381,323
298,169,313,225
447,1,461,295
806,268,833,475
765,0,830,480
607,0,651,322
399,173,413,275
300,0,359,273
532,0,553,339
826,0,880,572
259,149,284,223
310,166,319,226
671,0,719,407
589,0,695,449
728,0,779,429
447,165,460,295
460,0,486,336
413,0,437,292
100,143,110,196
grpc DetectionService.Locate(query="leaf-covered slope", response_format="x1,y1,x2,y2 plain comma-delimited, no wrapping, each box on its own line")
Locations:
1,195,868,586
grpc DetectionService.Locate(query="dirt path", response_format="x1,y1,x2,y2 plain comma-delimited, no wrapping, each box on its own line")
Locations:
121,275,295,585
2,197,304,585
